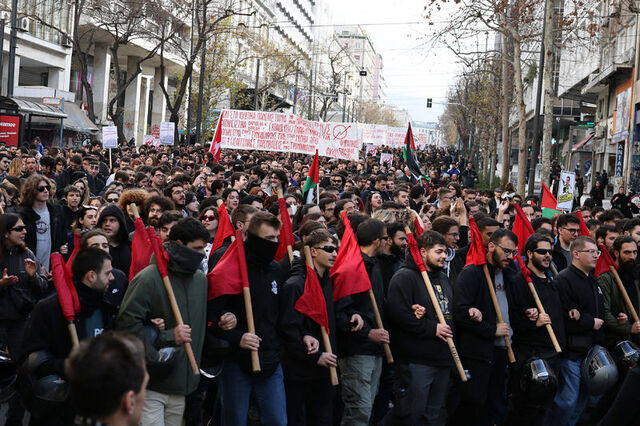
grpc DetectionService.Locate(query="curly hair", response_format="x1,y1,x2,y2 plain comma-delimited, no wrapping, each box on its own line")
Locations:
21,174,50,206
142,194,175,219
7,158,23,177
118,188,149,218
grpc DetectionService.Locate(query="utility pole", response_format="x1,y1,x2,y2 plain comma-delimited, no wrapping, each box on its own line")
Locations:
292,62,299,115
527,0,549,196
0,19,5,96
195,38,206,145
7,0,18,97
185,3,195,137
341,71,347,122
254,59,260,110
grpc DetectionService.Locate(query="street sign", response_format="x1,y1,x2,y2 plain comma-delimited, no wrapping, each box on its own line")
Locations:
42,97,62,108
359,70,367,76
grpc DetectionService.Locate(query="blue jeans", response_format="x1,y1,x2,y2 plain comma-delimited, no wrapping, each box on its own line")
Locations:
220,361,287,426
546,358,589,426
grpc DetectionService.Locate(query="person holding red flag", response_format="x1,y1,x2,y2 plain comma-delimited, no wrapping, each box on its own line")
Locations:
208,204,258,270
116,217,209,426
598,236,640,348
548,236,606,426
451,228,518,426
384,230,454,425
19,247,114,426
280,229,338,426
208,212,288,426
334,217,389,425
505,233,566,425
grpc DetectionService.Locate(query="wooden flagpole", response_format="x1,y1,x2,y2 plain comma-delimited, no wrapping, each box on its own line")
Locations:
482,265,516,363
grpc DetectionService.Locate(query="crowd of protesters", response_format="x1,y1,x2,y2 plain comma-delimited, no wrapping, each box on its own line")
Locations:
0,139,639,426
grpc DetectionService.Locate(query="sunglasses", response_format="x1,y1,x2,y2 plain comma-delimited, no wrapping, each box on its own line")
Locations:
314,245,337,254
200,215,217,222
533,249,553,255
10,225,26,232
106,198,119,203
37,185,51,192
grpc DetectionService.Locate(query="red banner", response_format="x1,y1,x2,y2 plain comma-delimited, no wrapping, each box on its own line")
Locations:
0,115,20,146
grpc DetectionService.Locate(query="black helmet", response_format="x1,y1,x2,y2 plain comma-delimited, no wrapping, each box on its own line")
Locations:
612,340,640,371
16,350,69,416
0,349,16,403
520,357,557,406
137,326,180,386
581,345,619,395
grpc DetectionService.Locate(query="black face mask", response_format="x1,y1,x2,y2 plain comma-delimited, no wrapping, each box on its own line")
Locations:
245,232,279,266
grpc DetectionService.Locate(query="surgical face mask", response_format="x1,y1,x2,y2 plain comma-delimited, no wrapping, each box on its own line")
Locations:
288,204,297,216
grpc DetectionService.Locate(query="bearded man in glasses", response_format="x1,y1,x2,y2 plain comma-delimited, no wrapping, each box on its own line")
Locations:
15,174,65,270
504,233,566,425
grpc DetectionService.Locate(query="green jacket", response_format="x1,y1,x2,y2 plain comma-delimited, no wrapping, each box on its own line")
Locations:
598,271,640,347
117,241,207,395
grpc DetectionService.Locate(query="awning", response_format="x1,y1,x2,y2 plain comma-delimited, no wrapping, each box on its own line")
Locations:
572,133,594,152
62,101,99,133
0,96,67,118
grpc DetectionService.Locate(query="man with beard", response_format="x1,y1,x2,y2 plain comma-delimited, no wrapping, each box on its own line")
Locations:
19,248,114,426
450,228,517,426
378,222,408,294
164,182,188,217
504,233,565,425
383,231,454,425
209,212,288,426
599,236,640,347
280,229,338,426
448,217,500,288
144,195,176,230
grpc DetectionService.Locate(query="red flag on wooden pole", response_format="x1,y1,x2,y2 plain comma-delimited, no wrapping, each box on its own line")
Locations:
575,210,591,237
465,217,487,267
331,211,372,301
129,218,153,280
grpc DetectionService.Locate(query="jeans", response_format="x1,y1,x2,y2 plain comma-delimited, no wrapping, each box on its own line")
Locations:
546,357,589,426
383,363,450,426
220,361,287,426
339,355,383,426
141,390,186,426
285,378,335,426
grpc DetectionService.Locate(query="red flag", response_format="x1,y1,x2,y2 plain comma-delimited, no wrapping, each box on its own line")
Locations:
146,227,169,278
541,183,557,209
595,243,617,277
207,230,249,300
294,264,330,332
65,233,82,273
309,149,319,184
129,218,153,280
331,212,372,301
413,216,424,237
275,198,294,262
51,253,80,322
407,232,427,272
514,250,533,284
407,122,416,151
575,211,591,237
210,202,235,256
465,217,487,267
513,204,534,255
209,111,226,163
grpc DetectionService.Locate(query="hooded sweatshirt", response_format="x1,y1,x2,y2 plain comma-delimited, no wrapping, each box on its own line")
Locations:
116,241,207,395
97,205,131,273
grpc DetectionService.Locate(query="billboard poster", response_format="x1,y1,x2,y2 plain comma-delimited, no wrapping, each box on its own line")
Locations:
0,115,20,146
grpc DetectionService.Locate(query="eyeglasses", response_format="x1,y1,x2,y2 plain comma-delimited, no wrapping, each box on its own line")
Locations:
200,215,217,222
563,227,580,234
533,249,553,255
498,246,519,257
314,245,337,253
577,249,601,256
106,197,119,203
37,185,50,192
10,225,26,232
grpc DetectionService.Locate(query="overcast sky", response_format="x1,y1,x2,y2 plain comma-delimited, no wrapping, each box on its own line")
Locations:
326,0,462,124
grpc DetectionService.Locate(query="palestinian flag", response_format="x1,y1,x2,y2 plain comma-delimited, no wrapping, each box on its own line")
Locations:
541,183,562,218
302,149,320,204
402,123,425,179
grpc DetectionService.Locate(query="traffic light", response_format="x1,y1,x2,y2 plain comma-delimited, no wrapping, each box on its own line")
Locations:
426,98,433,108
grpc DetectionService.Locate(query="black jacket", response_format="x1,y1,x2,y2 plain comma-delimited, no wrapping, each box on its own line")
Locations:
377,251,404,297
510,268,566,356
280,259,337,381
554,264,605,360
335,252,385,357
386,253,454,367
209,245,287,378
14,203,65,258
453,263,516,362
0,247,47,321
449,245,469,288
97,205,131,273
552,241,570,273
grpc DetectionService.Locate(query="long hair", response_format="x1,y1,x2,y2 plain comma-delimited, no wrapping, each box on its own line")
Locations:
21,175,50,207
73,177,91,205
7,158,23,177
0,213,26,264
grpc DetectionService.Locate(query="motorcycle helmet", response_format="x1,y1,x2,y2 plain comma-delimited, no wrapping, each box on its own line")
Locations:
520,357,557,406
581,345,619,395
